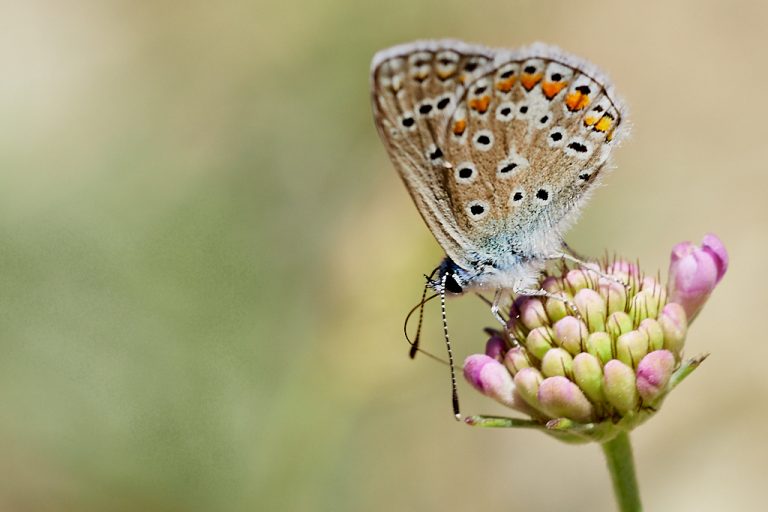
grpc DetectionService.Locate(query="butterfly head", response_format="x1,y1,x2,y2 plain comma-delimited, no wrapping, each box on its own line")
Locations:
431,254,546,294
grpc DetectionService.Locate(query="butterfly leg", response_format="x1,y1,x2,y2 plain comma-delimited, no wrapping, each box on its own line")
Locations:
490,288,507,327
512,282,581,317
547,252,627,287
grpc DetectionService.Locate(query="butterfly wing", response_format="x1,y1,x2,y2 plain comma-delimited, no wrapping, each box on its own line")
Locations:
371,40,496,269
441,43,627,262
371,41,627,279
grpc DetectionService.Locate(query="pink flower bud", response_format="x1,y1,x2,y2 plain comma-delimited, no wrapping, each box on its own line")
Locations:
553,316,588,355
606,260,639,280
659,302,688,357
518,297,548,330
565,268,592,293
463,354,515,407
538,376,594,422
541,276,564,294
636,350,676,402
668,233,728,320
485,335,506,361
504,346,531,375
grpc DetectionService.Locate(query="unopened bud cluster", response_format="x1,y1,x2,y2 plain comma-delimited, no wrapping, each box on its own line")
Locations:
464,235,727,441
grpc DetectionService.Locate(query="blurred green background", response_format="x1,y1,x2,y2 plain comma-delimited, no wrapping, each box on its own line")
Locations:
0,0,764,510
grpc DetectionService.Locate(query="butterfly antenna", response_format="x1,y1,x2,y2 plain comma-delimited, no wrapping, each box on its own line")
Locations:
403,291,438,357
440,273,461,421
406,268,437,359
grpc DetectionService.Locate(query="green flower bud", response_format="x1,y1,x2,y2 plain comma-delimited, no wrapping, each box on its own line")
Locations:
603,360,639,415
525,326,555,360
629,290,660,324
638,318,664,352
599,279,628,316
606,311,633,339
545,296,569,323
641,276,667,305
616,330,649,368
541,276,564,294
574,288,607,332
572,353,606,405
586,332,613,365
541,348,574,378
514,367,545,414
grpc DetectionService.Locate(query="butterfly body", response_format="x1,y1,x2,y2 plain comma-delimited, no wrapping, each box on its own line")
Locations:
371,40,627,295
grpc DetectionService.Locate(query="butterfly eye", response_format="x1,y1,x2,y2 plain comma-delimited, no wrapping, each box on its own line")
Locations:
444,274,463,294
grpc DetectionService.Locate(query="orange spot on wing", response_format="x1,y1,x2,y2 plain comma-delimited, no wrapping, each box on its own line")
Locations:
453,119,467,135
594,115,613,132
566,91,590,111
469,95,491,114
584,116,598,126
521,73,543,91
496,77,516,92
541,81,567,99
437,70,455,80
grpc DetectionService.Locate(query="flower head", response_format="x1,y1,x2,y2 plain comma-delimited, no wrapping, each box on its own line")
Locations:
464,236,727,442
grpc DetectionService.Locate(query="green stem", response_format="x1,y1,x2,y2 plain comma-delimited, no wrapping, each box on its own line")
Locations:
601,431,642,512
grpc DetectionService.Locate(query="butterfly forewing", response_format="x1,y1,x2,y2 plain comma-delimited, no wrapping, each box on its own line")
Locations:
371,41,496,268
372,40,627,274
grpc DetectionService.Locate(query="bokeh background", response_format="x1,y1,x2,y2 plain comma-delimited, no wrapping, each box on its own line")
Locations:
0,0,764,510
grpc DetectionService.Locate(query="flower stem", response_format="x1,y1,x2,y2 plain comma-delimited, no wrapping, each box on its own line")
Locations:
601,431,642,512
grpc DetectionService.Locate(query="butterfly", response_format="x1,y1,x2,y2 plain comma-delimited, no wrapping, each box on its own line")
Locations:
370,40,627,417
371,40,626,303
